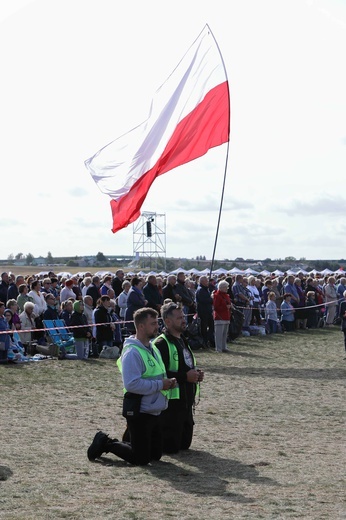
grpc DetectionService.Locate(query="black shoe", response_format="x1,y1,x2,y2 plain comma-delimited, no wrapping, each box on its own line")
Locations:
87,431,110,461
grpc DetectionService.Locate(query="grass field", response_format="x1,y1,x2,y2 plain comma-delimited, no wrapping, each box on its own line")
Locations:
0,327,345,519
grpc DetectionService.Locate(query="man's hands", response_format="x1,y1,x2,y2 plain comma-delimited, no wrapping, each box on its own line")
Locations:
186,368,204,383
162,378,177,390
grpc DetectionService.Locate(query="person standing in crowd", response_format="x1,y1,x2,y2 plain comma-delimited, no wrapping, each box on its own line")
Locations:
265,291,278,333
59,279,76,304
70,300,92,360
125,277,147,333
86,275,101,309
280,293,295,332
154,302,204,454
339,290,346,359
81,276,92,298
195,275,215,349
117,280,131,320
248,276,262,325
213,280,232,353
162,275,181,304
0,302,11,364
101,275,113,296
111,269,125,297
0,273,10,304
324,276,338,326
87,307,176,465
94,295,115,352
8,275,25,300
174,272,195,322
43,294,59,321
17,284,34,313
306,291,319,329
143,275,163,314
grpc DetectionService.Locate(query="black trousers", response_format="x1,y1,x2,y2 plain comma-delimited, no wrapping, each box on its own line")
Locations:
107,413,162,465
161,401,194,454
199,313,215,347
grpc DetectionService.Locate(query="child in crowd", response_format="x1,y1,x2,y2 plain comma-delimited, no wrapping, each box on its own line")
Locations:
265,291,278,333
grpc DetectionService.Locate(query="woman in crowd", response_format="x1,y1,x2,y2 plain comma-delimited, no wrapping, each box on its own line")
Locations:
280,293,295,332
19,301,36,347
248,275,261,325
117,280,131,319
17,283,34,313
6,299,21,330
324,276,338,326
213,279,232,353
28,280,47,316
59,279,76,303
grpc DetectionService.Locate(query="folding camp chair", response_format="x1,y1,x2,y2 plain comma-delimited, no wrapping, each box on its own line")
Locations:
43,319,76,355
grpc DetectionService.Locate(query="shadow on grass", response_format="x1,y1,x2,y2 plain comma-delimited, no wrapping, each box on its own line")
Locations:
97,449,279,503
208,365,346,380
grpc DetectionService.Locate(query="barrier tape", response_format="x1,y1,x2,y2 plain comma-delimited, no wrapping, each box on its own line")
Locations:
0,298,342,336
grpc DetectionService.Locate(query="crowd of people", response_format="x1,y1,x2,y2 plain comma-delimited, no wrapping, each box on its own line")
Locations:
0,267,345,364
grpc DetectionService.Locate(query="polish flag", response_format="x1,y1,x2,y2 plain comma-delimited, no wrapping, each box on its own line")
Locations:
85,25,230,233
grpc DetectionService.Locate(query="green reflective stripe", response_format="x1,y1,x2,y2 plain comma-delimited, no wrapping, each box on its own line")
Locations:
117,343,169,397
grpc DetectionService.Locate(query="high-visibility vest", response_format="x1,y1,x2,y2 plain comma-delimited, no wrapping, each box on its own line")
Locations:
153,333,197,400
117,343,169,397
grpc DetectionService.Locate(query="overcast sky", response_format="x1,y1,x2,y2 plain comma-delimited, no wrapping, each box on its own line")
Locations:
1,0,345,261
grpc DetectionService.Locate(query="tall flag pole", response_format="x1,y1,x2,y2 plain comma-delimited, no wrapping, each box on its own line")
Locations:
85,24,230,237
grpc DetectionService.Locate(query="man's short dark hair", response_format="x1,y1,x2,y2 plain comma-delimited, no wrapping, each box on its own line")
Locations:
161,302,182,322
133,307,158,327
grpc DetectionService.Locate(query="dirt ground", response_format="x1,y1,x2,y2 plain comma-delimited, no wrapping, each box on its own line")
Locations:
0,327,345,519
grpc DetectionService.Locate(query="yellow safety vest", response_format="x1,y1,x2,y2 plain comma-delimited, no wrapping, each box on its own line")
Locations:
117,343,169,397
153,333,198,400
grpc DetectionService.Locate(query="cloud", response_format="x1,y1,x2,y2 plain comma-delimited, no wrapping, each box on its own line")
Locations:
167,196,253,212
68,187,89,197
275,195,346,216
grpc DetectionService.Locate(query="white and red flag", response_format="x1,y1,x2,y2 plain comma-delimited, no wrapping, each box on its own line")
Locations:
85,24,230,233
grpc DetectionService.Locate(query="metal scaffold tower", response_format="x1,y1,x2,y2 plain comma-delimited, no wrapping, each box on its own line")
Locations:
132,211,166,270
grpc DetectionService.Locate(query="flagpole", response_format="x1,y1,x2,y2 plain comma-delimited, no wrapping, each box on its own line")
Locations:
206,24,231,279
209,139,230,278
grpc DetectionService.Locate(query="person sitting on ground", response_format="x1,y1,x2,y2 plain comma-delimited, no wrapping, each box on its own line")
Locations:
19,301,37,347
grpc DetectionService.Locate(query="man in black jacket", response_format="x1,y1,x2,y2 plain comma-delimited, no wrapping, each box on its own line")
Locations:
153,302,204,454
143,275,163,314
196,275,215,349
